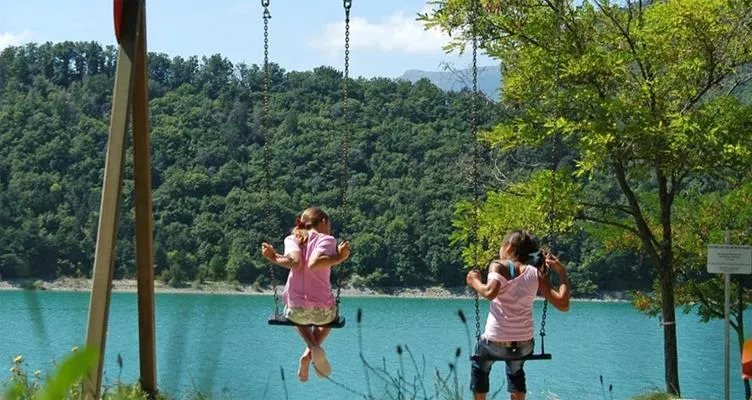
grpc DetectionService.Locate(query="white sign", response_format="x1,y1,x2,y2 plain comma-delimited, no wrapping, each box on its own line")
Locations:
707,245,752,274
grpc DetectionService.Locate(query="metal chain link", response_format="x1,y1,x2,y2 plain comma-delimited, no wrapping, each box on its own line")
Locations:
539,0,565,348
336,0,352,310
474,292,481,344
539,296,548,353
469,0,482,344
261,0,279,317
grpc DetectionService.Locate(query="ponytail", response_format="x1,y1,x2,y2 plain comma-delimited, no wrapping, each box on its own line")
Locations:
292,218,311,245
291,207,330,245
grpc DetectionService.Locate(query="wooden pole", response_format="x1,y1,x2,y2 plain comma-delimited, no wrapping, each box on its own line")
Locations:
132,3,157,395
83,1,142,399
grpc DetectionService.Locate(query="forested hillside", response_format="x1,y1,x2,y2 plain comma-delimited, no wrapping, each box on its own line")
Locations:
398,66,502,100
0,41,652,293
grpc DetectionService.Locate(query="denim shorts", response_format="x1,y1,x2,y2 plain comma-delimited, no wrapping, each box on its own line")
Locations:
470,336,534,394
284,305,337,326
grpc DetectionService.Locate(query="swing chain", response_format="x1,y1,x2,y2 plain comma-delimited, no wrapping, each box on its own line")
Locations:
469,0,480,264
262,1,271,203
538,0,564,354
335,269,343,308
341,0,351,222
474,292,481,342
335,0,352,310
261,0,279,316
469,0,482,344
539,298,548,352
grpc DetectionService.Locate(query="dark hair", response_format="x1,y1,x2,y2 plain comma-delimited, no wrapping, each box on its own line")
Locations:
503,230,544,269
292,207,329,245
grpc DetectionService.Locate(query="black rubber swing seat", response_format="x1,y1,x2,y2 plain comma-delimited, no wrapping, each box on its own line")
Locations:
471,352,552,362
267,313,346,328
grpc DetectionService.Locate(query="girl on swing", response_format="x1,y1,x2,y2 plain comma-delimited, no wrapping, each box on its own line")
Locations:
261,207,350,382
466,230,570,400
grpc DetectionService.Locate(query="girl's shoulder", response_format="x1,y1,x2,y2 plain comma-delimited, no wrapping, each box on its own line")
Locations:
489,259,511,270
308,231,336,243
284,234,302,248
523,264,541,279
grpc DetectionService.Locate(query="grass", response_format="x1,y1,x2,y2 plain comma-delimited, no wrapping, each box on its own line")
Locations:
2,348,177,400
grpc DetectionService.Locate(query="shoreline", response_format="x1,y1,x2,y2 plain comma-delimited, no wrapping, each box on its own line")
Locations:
0,278,632,302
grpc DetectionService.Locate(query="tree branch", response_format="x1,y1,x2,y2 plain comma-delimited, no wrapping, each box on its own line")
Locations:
483,20,544,49
592,0,649,83
612,160,662,260
669,168,690,203
581,201,634,216
575,214,640,236
692,285,725,320
680,71,730,114
725,73,752,97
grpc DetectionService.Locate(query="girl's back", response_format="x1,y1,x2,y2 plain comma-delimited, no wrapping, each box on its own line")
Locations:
484,263,539,342
282,231,336,308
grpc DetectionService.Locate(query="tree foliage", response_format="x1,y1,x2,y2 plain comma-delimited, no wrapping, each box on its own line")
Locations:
421,0,752,395
0,41,506,289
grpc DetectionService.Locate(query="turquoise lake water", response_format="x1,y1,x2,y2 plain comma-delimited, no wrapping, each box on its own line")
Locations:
0,291,747,399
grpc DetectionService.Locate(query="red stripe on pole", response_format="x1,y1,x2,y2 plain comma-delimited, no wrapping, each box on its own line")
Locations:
113,0,124,43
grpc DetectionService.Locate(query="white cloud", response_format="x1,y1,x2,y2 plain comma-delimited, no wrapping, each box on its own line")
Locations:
310,7,448,55
0,31,35,51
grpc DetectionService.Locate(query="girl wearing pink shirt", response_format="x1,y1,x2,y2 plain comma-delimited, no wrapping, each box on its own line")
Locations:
261,207,350,382
465,230,570,400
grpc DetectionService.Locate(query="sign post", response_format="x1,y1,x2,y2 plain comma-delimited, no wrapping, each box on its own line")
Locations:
707,232,752,400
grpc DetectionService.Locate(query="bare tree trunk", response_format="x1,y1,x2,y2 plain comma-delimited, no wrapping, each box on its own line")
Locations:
613,162,681,395
660,264,680,395
658,173,680,396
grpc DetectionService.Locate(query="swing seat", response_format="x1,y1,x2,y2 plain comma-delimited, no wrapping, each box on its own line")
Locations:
267,313,346,328
471,352,552,362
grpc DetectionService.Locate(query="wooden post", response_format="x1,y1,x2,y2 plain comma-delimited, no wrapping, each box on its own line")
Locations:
83,1,143,399
132,5,157,396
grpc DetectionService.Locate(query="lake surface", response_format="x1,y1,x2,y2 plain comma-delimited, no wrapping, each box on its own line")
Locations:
0,291,747,399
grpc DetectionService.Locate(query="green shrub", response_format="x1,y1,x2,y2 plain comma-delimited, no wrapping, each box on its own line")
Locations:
1,347,172,400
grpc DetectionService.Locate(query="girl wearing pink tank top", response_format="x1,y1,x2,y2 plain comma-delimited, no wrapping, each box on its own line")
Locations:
466,230,571,400
261,207,350,383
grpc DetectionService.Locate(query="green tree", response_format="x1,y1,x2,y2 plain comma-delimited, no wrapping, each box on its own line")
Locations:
668,183,752,399
422,0,752,395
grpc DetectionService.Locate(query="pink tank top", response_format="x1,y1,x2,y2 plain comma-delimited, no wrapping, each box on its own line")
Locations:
483,262,539,342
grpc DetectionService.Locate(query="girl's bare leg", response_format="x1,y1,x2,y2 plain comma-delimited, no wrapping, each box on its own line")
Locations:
294,327,315,382
314,327,332,346
310,327,332,378
294,325,334,378
294,326,317,347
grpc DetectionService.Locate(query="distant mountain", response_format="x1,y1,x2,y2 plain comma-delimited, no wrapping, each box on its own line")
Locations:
397,66,502,101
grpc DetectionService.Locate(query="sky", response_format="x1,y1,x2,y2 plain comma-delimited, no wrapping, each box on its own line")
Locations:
0,0,496,79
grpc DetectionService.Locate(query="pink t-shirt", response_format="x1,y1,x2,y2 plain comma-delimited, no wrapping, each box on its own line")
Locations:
282,231,336,309
483,263,540,342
